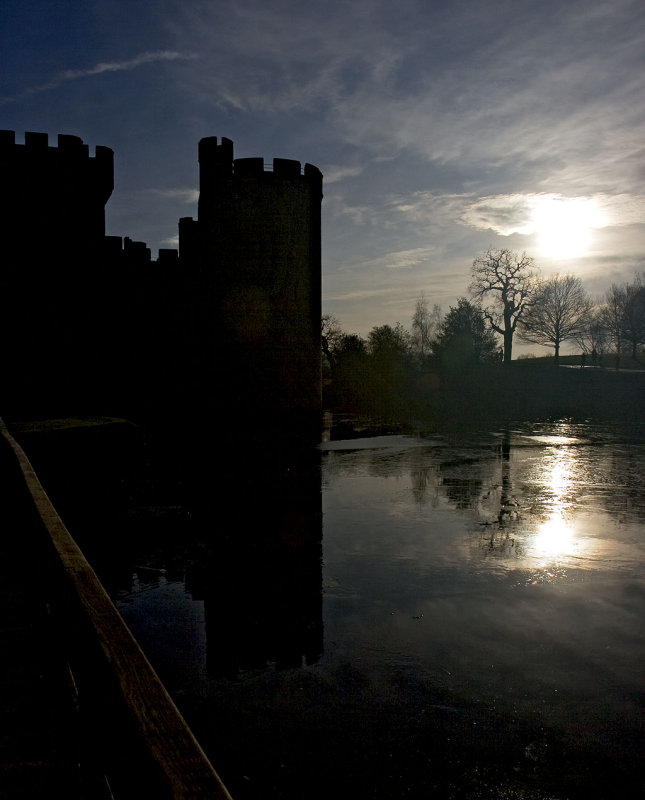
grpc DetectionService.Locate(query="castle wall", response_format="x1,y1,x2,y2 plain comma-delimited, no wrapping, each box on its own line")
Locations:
188,137,323,425
0,130,323,441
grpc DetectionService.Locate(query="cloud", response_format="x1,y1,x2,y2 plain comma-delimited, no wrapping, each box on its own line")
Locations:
340,247,437,274
164,0,424,113
326,197,374,226
461,192,645,237
156,0,644,203
593,194,645,227
384,248,435,269
323,165,364,184
151,187,200,204
2,51,198,104
461,194,542,236
325,286,407,303
388,192,474,229
323,1,645,195
53,50,197,81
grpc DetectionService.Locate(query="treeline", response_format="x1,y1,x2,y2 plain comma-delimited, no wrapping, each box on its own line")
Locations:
322,249,645,426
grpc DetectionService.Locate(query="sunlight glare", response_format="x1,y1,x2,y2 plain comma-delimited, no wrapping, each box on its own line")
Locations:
531,196,604,259
530,443,578,561
534,511,574,558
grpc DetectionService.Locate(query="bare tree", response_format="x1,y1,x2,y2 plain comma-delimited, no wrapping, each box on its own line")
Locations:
598,283,627,356
470,248,539,363
518,273,593,361
574,308,608,359
621,274,645,359
411,294,441,360
321,314,344,372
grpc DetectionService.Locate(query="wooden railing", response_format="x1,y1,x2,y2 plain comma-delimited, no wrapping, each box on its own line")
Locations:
0,418,233,800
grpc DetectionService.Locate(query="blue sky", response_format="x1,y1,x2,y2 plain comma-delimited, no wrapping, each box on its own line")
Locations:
2,0,644,340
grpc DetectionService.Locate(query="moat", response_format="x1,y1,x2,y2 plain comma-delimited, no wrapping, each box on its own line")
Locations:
21,417,645,799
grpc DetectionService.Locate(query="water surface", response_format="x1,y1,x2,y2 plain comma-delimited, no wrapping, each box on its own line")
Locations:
115,420,645,799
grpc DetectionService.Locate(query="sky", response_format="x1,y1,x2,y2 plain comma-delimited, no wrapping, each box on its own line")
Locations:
2,0,644,347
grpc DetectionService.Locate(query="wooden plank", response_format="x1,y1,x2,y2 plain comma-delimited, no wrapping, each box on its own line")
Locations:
0,418,233,800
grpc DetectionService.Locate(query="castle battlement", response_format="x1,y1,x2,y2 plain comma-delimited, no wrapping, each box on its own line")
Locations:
197,135,322,186
234,157,323,181
0,130,114,168
0,130,115,253
0,130,322,424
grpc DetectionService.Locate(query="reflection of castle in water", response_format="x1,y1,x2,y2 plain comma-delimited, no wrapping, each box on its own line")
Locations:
1,129,326,673
188,454,323,676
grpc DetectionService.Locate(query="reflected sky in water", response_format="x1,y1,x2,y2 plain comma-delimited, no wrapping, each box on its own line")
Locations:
320,422,644,583
115,420,645,799
317,423,644,786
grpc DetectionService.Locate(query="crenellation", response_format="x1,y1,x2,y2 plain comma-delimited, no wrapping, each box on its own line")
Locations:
158,248,179,264
0,129,322,430
191,136,323,423
198,136,234,172
304,163,323,181
101,234,157,265
178,216,200,262
0,130,16,146
123,236,151,263
95,144,114,162
1,130,115,261
57,133,85,153
24,131,49,148
273,158,301,178
233,157,264,176
1,130,114,164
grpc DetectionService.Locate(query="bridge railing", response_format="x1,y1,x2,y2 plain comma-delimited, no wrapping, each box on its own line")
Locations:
0,418,233,800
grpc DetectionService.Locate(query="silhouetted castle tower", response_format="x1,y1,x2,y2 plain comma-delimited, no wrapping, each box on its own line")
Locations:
180,137,323,436
0,131,116,413
0,130,113,260
0,130,323,437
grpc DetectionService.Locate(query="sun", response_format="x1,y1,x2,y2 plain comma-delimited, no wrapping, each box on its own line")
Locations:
530,195,604,259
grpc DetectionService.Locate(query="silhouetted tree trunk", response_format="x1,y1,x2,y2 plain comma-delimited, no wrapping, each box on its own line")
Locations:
321,314,343,373
470,248,539,363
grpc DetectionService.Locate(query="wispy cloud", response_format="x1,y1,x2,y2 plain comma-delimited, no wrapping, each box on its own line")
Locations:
341,247,437,273
594,194,645,227
2,51,198,104
461,194,543,236
164,0,415,113
323,165,364,184
151,187,200,204
384,247,435,269
388,192,474,229
326,197,374,226
461,192,645,236
324,2,645,196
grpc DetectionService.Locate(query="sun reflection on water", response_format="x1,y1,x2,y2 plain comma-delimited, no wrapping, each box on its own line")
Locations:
533,511,574,559
522,435,593,573
531,443,576,557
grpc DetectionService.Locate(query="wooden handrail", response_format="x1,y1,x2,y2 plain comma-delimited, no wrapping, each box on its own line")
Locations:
0,417,233,800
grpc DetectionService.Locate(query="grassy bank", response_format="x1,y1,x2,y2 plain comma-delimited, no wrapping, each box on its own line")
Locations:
415,360,645,431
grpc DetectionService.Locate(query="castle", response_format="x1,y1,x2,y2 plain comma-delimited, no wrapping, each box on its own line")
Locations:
0,131,323,443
